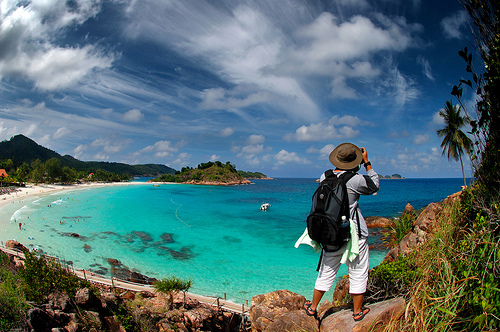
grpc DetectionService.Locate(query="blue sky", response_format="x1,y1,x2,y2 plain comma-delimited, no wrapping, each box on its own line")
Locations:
0,0,477,178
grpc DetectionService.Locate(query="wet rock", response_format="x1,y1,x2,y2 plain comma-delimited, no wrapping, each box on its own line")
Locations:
133,231,152,242
83,244,92,253
107,258,121,266
160,233,174,243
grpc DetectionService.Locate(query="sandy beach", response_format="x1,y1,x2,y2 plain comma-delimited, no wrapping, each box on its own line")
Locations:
0,182,146,244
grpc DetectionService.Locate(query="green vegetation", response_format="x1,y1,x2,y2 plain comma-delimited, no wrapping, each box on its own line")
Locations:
153,275,193,310
151,161,264,184
0,134,175,181
379,1,500,330
19,251,95,304
385,212,416,248
1,157,132,184
237,170,270,178
437,100,473,187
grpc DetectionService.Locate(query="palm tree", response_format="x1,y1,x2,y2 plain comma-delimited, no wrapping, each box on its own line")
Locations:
437,100,474,187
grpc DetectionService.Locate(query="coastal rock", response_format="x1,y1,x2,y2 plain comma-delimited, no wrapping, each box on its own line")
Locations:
319,297,406,332
5,239,28,252
365,216,392,228
385,202,442,262
83,244,92,253
26,308,52,331
75,288,102,311
403,203,415,215
48,291,74,312
160,233,175,243
133,230,153,242
443,191,462,204
249,289,318,332
104,316,126,332
332,275,350,305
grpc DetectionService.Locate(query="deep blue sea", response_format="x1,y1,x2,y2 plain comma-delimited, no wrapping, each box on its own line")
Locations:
2,177,465,304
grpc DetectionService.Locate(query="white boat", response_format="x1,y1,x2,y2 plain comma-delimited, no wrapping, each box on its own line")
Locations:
260,203,271,211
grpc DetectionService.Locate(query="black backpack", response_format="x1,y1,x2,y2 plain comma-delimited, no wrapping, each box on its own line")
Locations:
306,170,357,252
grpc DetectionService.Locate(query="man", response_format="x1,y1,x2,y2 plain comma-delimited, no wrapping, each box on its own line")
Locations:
303,143,379,321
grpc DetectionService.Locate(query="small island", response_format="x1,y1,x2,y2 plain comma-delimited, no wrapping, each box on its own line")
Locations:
149,161,270,185
379,174,405,179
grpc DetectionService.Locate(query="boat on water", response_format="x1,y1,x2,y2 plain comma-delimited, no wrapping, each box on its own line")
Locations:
260,203,271,211
153,184,160,187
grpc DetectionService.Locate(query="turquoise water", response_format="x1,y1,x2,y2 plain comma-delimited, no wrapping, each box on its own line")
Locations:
2,178,465,304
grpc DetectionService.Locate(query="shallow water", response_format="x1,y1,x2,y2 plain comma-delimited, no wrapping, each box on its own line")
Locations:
1,178,464,304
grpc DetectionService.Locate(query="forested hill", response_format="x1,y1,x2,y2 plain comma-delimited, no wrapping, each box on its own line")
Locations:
0,135,175,176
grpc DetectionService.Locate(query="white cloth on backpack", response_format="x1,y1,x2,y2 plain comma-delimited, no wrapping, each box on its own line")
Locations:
294,227,321,253
340,218,360,263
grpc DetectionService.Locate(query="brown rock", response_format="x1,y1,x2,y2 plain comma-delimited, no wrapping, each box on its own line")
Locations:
402,203,415,215
365,216,392,228
443,191,462,204
104,316,126,332
5,239,28,252
75,288,101,311
184,307,213,330
319,297,405,332
48,291,74,312
249,290,318,332
332,275,350,305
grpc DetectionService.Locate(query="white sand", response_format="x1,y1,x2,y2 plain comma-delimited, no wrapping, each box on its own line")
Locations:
0,182,146,243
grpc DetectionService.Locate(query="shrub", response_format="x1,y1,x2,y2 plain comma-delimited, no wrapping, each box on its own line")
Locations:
384,212,416,248
18,251,93,304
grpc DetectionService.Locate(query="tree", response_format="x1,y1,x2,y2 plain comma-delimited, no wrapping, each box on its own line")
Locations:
437,100,473,187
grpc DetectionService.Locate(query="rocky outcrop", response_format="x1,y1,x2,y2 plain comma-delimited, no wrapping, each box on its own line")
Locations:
384,202,442,262
248,290,405,332
365,216,392,228
249,290,317,332
319,297,405,332
5,239,28,252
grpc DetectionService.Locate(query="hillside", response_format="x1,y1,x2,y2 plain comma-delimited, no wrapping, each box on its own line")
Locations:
0,135,175,176
151,161,253,185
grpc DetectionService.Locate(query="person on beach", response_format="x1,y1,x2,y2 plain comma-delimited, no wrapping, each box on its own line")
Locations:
303,143,379,322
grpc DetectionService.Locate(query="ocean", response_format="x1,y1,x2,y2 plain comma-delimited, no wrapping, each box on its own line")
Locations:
1,177,465,304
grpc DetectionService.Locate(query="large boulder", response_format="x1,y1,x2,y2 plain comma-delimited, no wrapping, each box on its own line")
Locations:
365,216,392,228
385,203,442,262
249,289,318,332
5,239,28,252
319,297,405,332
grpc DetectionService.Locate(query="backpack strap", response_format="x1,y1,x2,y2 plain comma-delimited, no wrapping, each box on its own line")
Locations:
339,171,362,239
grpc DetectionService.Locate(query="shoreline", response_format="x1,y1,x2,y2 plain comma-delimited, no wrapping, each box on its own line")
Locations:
0,181,144,210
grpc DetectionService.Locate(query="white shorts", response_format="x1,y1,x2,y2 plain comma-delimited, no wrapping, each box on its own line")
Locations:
314,238,369,294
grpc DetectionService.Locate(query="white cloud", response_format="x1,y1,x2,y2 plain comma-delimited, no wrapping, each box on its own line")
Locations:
210,154,220,161
413,134,430,145
0,2,114,91
307,144,336,159
441,11,469,39
284,115,369,142
247,134,265,144
417,56,434,81
123,109,144,123
220,127,234,137
274,150,311,165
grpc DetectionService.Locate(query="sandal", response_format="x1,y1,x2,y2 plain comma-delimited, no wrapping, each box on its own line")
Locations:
353,307,370,321
302,300,317,317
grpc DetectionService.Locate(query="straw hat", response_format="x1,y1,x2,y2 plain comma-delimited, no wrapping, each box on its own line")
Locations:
329,143,363,170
